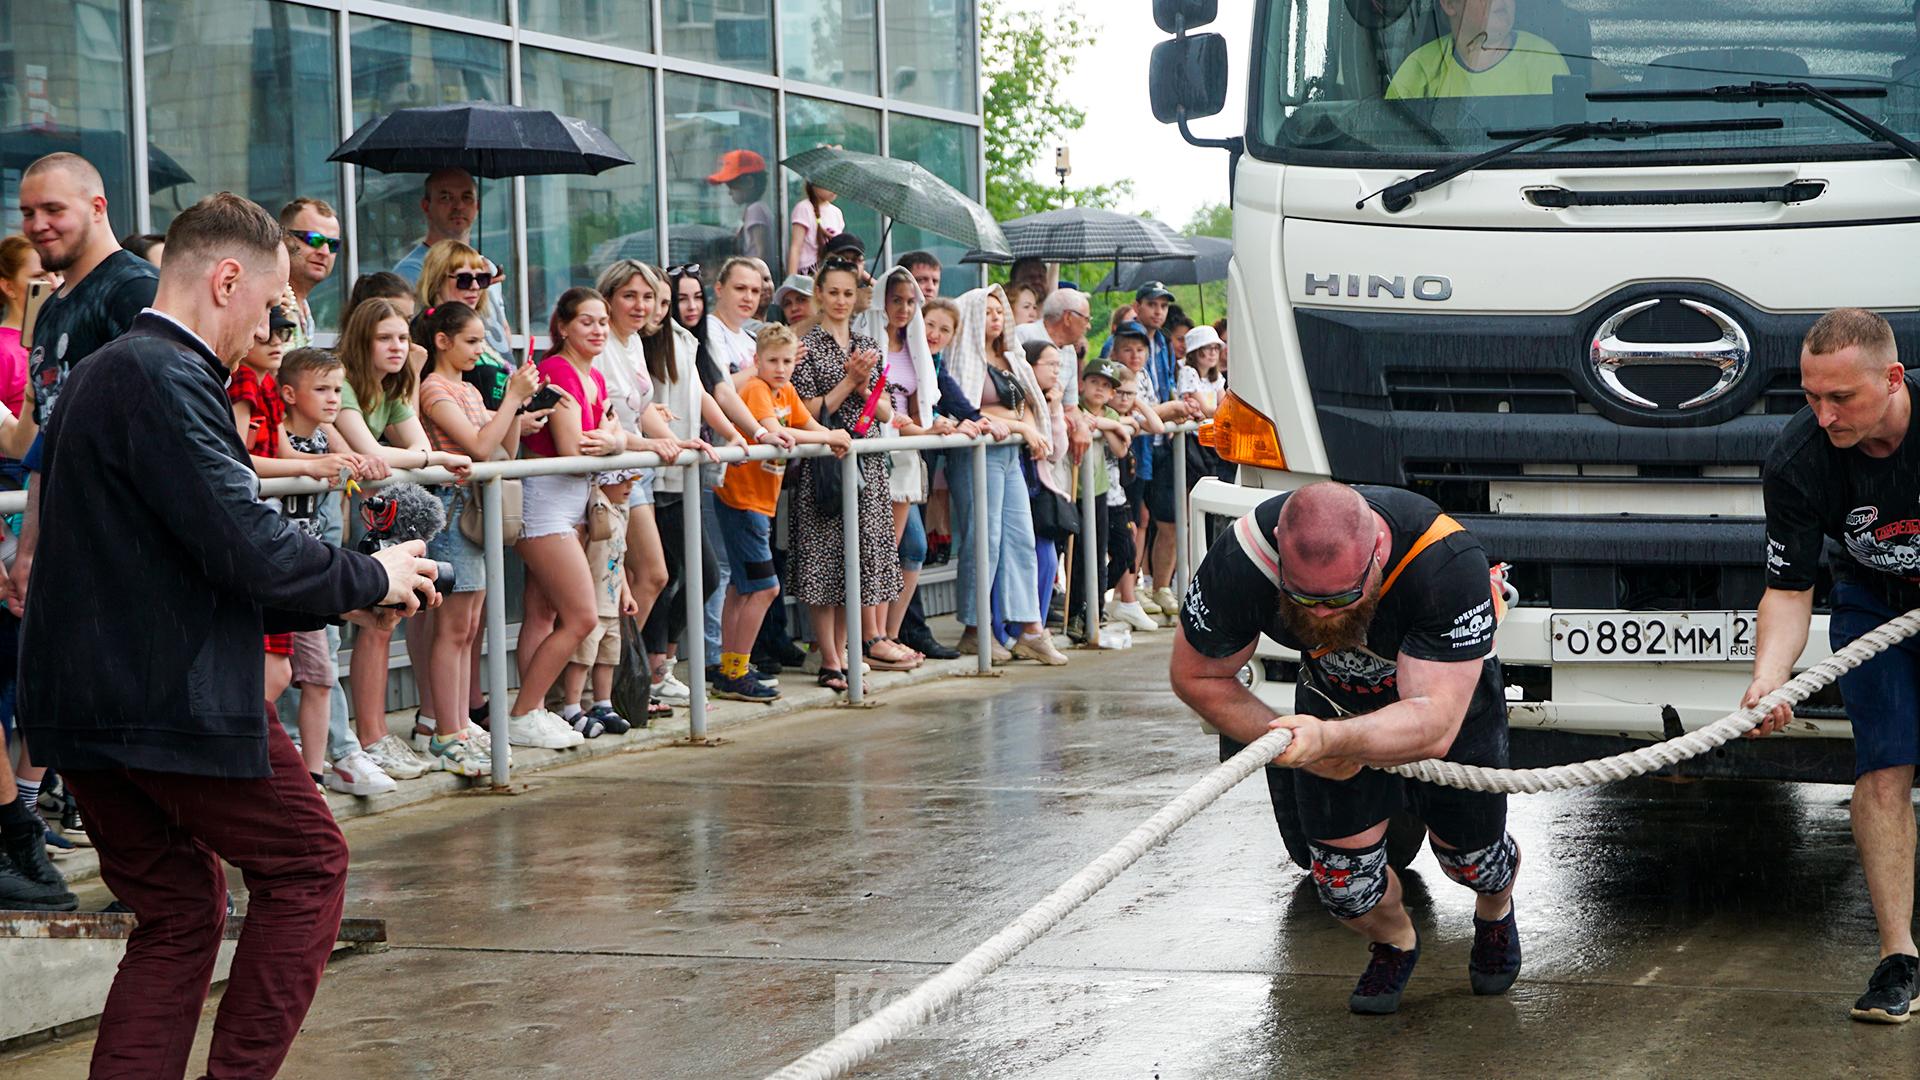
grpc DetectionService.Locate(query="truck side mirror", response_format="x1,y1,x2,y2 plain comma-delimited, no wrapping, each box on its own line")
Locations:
1153,0,1218,34
1150,34,1230,124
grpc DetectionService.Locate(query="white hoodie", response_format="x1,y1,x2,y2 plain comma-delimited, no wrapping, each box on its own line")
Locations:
854,266,937,428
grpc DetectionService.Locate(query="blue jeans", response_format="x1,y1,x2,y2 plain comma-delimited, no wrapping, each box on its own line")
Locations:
1830,580,1920,777
899,504,928,571
700,487,730,661
949,444,1041,628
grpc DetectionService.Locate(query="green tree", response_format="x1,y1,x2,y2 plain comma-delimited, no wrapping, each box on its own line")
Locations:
1186,201,1232,238
981,0,1128,221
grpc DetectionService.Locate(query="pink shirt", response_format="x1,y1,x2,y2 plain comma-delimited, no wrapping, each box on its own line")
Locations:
884,343,919,418
0,327,26,418
522,354,609,459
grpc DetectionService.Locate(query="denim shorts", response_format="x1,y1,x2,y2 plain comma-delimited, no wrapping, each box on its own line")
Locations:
713,499,778,595
1829,579,1920,776
429,486,486,593
627,468,657,507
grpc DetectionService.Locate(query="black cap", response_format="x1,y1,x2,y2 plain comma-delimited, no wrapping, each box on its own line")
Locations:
820,231,866,259
1134,280,1174,303
269,306,297,333
1112,319,1151,343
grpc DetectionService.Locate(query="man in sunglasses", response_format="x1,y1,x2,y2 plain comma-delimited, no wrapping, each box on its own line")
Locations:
278,197,340,347
394,169,512,360
1171,481,1520,1015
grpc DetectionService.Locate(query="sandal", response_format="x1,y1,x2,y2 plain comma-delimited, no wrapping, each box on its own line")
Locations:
863,638,920,671
881,635,925,662
647,699,674,719
818,668,848,692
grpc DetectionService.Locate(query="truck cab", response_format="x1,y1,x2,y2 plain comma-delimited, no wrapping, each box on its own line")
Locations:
1150,0,1920,782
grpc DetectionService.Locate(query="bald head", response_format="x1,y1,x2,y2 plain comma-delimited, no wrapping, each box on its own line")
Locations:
19,152,115,276
1277,483,1378,576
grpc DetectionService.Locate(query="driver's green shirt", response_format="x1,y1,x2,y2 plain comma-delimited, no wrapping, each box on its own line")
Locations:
1386,32,1569,99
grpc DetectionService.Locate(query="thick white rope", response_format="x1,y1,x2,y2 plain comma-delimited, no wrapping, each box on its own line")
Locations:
1385,607,1920,793
765,607,1920,1080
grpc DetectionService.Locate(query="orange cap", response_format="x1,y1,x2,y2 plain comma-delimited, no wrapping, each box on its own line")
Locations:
707,149,767,184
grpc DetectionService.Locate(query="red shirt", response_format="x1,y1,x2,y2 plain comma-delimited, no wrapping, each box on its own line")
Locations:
521,354,608,459
227,365,283,459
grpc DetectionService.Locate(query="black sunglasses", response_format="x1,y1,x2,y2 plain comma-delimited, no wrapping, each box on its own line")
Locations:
288,230,340,253
447,270,495,290
1281,552,1378,610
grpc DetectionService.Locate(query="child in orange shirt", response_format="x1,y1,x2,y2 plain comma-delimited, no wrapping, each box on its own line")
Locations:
710,324,851,702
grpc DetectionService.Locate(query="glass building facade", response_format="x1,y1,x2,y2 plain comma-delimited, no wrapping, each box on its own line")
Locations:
1,0,983,342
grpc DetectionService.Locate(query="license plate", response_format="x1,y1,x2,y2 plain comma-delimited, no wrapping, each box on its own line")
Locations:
1550,611,1757,663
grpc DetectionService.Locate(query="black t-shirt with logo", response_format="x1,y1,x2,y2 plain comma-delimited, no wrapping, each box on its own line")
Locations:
1179,486,1505,743
28,250,159,430
1763,371,1920,610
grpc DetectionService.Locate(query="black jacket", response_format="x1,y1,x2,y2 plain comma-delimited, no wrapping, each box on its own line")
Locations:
20,313,388,778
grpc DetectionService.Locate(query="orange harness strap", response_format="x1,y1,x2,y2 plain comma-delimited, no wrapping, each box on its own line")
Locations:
1378,514,1464,599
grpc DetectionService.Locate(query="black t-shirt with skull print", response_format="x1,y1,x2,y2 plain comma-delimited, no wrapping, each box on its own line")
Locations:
1179,485,1506,747
1764,371,1920,610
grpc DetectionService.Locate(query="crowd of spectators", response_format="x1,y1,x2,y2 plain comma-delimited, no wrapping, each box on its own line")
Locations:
0,151,1231,909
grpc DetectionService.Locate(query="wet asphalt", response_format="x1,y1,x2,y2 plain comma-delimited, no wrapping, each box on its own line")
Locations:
10,636,1920,1078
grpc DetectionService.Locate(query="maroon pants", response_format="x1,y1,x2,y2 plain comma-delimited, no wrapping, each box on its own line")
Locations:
63,718,348,1080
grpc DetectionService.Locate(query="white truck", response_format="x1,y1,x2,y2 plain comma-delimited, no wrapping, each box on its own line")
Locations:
1148,0,1920,785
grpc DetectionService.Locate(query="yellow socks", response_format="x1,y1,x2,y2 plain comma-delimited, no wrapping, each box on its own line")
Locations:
721,652,750,679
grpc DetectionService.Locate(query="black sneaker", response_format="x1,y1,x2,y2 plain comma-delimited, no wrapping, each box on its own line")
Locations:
586,704,631,735
1470,905,1522,995
61,801,84,837
1349,939,1420,1015
1852,954,1919,1024
712,672,780,703
0,833,76,911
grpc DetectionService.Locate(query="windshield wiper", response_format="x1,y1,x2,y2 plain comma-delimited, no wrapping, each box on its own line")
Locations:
1357,117,1784,213
1590,81,1920,162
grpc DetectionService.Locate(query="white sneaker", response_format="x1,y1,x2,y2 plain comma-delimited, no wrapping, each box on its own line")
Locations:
363,734,430,781
1109,600,1160,633
426,735,492,778
509,710,584,749
1151,587,1180,619
537,708,586,747
653,671,691,705
466,721,510,764
1137,590,1164,616
325,747,399,796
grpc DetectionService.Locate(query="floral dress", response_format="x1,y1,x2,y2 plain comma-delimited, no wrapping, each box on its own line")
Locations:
788,325,904,607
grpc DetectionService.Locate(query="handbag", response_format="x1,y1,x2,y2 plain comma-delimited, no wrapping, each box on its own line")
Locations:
806,371,884,517
1031,487,1080,544
585,487,619,543
457,479,523,546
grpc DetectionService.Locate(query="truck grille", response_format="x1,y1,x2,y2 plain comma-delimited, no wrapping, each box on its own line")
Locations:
1387,370,1578,414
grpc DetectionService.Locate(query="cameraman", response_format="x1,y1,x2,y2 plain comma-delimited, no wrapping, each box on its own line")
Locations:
17,193,439,1079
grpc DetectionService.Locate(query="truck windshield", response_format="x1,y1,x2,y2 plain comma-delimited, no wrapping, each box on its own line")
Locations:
1252,0,1920,164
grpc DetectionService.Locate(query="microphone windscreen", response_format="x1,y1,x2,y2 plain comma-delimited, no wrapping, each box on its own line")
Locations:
383,482,446,544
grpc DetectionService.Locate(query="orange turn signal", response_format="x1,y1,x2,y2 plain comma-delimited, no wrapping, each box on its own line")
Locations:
1198,390,1287,470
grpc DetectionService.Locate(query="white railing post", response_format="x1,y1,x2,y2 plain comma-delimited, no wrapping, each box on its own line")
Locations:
682,462,708,741
1080,446,1100,647
1173,427,1191,599
842,447,864,704
973,439,992,675
482,476,511,787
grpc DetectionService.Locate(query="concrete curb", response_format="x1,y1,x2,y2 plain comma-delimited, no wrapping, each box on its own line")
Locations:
50,654,994,889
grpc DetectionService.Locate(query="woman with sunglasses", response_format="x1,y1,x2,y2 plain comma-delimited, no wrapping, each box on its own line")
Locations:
415,240,517,412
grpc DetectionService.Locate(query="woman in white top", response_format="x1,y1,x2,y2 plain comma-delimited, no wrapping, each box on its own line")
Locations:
787,181,844,276
703,257,763,380
596,260,717,719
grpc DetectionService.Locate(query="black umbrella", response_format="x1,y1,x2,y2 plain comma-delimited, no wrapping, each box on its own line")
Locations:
1095,235,1232,292
328,102,633,178
960,207,1196,265
780,146,1010,260
0,128,195,191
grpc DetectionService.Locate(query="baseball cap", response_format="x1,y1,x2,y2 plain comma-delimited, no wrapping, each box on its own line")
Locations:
269,306,297,334
1134,280,1175,303
772,273,814,307
1184,325,1222,354
1111,319,1151,343
820,231,866,261
707,149,767,185
1082,357,1127,386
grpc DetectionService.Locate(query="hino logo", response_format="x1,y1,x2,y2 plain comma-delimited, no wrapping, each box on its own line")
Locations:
1590,298,1751,411
1304,273,1452,301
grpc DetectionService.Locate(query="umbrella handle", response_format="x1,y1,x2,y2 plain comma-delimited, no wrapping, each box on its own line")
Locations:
871,219,896,278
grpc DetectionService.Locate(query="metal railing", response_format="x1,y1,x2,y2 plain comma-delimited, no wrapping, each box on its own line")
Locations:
0,423,1205,788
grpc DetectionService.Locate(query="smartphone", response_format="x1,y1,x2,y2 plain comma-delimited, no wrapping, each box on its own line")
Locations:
520,384,563,414
20,280,51,350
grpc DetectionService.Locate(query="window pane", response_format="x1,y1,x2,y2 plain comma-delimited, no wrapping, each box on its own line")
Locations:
1,0,135,236
780,0,878,94
662,0,773,74
886,0,976,112
519,0,651,47
373,0,504,25
782,96,880,269
662,74,777,275
887,115,978,288
144,0,343,322
520,49,657,322
348,18,516,335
